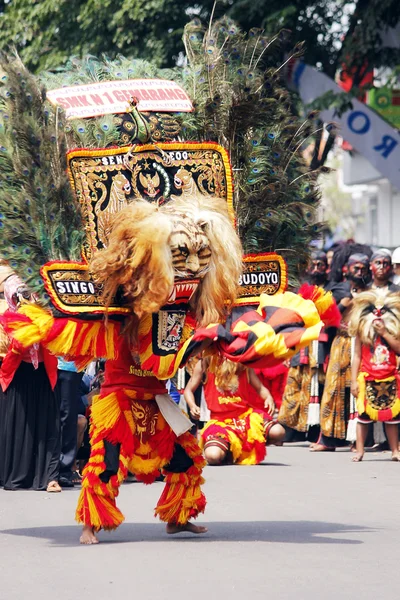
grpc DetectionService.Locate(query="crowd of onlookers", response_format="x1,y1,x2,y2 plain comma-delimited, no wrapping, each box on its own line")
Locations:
274,241,400,459
182,241,400,465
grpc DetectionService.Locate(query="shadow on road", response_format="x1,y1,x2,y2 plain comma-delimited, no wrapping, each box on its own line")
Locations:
0,520,370,547
256,462,290,467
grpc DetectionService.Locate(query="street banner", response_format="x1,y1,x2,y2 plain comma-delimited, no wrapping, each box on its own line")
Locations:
288,61,400,191
47,79,193,118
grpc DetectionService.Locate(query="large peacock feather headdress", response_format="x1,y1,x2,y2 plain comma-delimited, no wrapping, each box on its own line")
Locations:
0,17,324,305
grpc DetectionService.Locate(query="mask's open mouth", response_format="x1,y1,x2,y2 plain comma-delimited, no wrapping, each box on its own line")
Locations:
167,279,200,304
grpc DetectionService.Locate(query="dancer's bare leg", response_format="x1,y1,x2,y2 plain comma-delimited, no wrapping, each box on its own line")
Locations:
166,522,208,534
352,422,368,462
80,525,99,545
384,423,400,461
266,423,285,445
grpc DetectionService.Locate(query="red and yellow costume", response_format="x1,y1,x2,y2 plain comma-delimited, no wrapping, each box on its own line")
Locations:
251,364,289,412
349,290,400,424
0,278,339,528
77,335,206,530
0,284,209,530
200,369,273,465
356,337,400,422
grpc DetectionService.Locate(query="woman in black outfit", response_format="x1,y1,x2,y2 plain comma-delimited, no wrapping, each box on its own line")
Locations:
0,275,61,492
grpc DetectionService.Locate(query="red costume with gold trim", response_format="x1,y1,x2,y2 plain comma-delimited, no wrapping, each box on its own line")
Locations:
77,337,206,530
200,369,269,465
349,290,400,422
356,337,400,422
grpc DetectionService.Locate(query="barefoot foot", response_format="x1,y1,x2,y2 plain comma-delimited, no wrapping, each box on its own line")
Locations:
166,521,208,535
391,450,400,461
310,444,335,452
80,525,99,545
46,480,62,493
352,452,364,462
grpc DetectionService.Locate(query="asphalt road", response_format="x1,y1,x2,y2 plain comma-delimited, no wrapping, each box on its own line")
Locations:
0,444,398,600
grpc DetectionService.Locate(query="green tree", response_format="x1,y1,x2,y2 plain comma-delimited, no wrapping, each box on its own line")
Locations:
0,0,216,71
228,0,400,84
0,0,399,80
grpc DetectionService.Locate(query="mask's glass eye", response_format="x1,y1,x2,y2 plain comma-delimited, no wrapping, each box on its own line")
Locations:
178,246,189,257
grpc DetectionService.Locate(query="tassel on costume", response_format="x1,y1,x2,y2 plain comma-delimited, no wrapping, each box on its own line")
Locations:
155,431,206,524
346,337,357,442
75,436,129,531
307,340,320,427
0,304,119,367
76,389,182,530
346,418,357,443
298,284,341,328
239,410,267,464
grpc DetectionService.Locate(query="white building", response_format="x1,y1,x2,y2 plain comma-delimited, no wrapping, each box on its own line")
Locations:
342,150,400,248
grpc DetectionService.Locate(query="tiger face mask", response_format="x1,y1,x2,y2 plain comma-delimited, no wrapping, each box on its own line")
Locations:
169,216,211,280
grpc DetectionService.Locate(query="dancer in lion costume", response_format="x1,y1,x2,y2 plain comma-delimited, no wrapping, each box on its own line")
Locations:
0,20,339,544
77,196,242,542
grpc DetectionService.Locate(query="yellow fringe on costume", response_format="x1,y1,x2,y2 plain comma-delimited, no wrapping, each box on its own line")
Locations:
6,304,54,346
240,410,268,464
3,304,118,366
154,472,205,525
356,372,400,421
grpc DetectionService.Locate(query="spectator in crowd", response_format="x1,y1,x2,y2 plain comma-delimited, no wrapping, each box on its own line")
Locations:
391,247,400,285
369,249,400,293
325,242,345,274
311,252,371,451
0,276,61,492
56,358,84,487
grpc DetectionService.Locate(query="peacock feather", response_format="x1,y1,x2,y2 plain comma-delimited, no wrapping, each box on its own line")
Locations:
176,17,326,284
0,19,326,298
0,52,83,300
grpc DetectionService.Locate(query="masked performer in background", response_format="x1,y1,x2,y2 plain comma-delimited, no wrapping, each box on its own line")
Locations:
349,290,400,462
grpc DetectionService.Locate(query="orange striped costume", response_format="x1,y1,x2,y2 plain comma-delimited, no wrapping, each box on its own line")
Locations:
76,336,206,531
